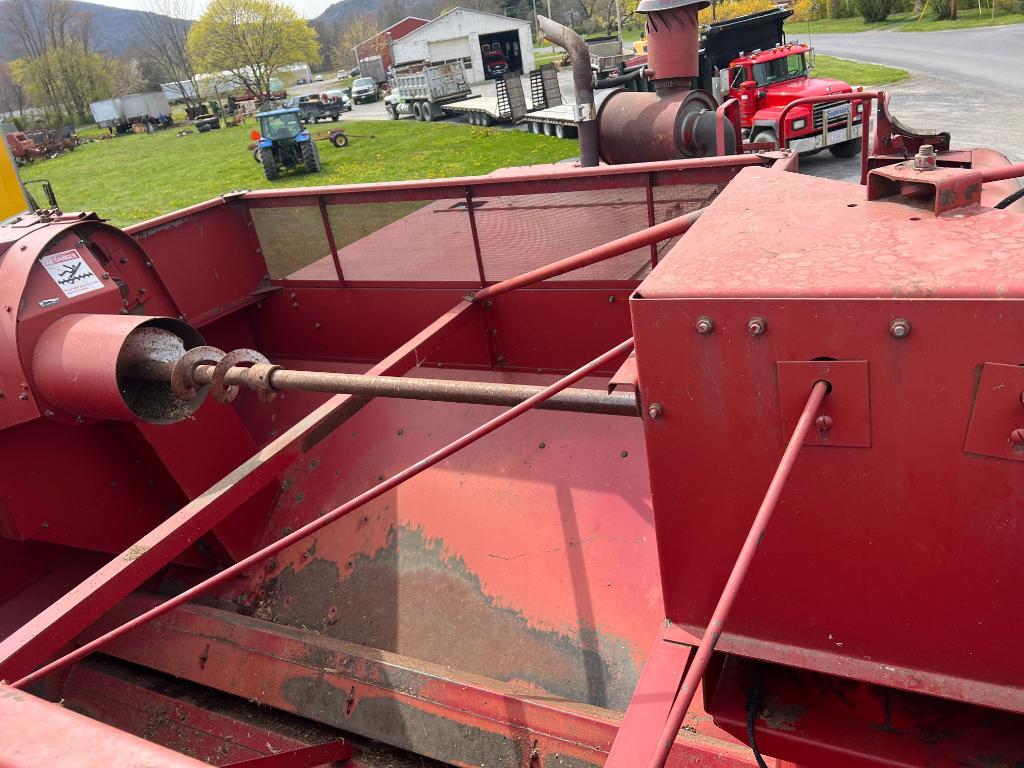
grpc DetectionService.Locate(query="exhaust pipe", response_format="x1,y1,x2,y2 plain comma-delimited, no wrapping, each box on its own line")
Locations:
538,15,599,167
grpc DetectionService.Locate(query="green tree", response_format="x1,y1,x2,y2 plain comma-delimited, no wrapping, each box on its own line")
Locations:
187,0,321,99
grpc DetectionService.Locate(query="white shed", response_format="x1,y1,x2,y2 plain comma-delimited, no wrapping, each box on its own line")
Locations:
391,8,534,84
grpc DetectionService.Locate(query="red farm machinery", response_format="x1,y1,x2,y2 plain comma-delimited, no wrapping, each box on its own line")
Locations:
2,0,1024,763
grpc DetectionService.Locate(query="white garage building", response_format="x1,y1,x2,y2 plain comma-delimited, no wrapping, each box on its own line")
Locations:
391,8,535,84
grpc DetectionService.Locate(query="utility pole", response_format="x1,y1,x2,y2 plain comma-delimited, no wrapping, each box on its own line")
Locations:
950,0,957,18
615,0,622,39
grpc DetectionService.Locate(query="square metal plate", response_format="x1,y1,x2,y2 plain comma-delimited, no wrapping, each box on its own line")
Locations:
777,360,871,448
964,362,1024,462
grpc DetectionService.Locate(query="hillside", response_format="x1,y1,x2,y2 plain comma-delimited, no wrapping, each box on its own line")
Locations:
0,0,190,62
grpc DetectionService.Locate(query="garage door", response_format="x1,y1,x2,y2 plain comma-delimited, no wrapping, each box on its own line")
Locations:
428,36,471,62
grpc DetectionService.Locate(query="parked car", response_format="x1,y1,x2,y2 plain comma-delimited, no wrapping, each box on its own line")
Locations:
314,74,324,82
348,66,360,77
336,70,347,80
351,77,379,104
323,89,352,112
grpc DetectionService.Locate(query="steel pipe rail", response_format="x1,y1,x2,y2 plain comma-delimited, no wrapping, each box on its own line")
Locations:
13,337,636,689
131,361,640,417
473,208,705,301
646,380,830,768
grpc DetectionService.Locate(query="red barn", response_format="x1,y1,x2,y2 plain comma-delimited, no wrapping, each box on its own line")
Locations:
353,17,430,71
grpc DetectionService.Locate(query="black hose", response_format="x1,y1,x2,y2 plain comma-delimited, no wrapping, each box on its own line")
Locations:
746,666,770,768
994,185,1024,210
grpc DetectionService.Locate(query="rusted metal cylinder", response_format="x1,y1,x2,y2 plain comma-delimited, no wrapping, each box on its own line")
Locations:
32,314,205,424
641,0,705,83
597,89,722,165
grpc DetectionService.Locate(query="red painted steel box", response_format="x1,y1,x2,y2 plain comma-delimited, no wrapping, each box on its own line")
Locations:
630,167,1024,714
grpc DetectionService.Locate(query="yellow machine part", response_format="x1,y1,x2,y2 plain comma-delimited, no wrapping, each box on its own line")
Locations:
0,139,31,222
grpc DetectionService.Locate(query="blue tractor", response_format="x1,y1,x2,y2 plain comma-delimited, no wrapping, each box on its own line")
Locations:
254,107,321,181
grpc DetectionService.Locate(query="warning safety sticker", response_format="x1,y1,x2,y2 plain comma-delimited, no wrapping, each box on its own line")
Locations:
40,249,105,298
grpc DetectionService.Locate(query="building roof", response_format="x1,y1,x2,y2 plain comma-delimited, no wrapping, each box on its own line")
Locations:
355,16,430,48
398,7,531,40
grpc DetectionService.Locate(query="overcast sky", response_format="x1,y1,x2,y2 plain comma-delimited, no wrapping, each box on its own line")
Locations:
89,0,334,19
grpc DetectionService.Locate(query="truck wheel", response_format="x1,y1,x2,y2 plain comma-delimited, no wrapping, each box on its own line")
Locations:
386,104,398,120
261,150,279,181
750,128,778,151
301,140,321,173
412,102,423,121
829,138,862,158
330,131,348,148
422,103,434,122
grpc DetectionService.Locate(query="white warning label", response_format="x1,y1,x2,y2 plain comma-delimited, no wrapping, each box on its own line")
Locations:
40,249,105,298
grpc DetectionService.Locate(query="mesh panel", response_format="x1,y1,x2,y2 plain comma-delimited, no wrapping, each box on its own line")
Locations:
251,206,330,279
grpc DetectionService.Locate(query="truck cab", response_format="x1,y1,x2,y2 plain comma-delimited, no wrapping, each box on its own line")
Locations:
723,42,862,157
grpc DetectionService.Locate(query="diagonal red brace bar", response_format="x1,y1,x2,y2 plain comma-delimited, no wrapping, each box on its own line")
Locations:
0,301,479,683
646,380,830,768
471,209,705,301
13,337,635,689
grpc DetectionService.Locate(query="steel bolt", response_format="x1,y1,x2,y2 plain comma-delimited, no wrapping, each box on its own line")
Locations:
44,409,54,417
648,402,663,419
695,316,714,335
912,144,937,172
101,271,110,279
889,318,911,339
747,316,767,337
1010,428,1024,453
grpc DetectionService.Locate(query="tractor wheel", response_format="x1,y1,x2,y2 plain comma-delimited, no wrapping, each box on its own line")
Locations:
421,103,434,122
829,138,862,158
750,128,779,151
412,102,423,121
301,140,321,173
386,103,398,120
253,147,261,163
330,131,348,148
261,150,279,180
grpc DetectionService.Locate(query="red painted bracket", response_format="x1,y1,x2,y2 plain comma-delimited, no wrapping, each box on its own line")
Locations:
777,360,870,448
867,162,984,215
964,362,1024,463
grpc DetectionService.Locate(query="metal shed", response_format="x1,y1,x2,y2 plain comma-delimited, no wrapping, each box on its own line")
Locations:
391,7,535,84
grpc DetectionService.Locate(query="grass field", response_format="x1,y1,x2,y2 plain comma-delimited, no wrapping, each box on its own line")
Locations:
22,119,578,228
789,8,1024,33
812,54,909,85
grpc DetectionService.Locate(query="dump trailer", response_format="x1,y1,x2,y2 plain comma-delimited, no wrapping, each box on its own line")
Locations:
384,60,471,121
358,54,387,85
90,91,173,132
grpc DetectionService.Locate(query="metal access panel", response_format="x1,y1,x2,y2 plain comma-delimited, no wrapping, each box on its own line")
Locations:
630,167,1024,715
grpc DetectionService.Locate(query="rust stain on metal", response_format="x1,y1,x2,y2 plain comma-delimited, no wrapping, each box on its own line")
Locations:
255,525,640,710
124,544,150,562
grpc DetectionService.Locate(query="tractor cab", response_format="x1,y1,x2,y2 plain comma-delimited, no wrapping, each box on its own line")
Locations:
253,107,321,181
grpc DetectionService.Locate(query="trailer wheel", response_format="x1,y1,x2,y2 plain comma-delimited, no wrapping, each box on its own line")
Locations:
301,140,321,173
829,138,861,158
543,122,554,136
412,102,423,121
529,122,540,134
261,150,279,181
750,128,778,151
329,131,348,148
465,112,476,125
386,103,398,120
479,112,492,127
555,123,566,139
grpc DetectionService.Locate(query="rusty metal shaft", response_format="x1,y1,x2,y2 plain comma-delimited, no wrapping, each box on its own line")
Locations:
131,361,639,417
647,380,830,768
13,337,636,690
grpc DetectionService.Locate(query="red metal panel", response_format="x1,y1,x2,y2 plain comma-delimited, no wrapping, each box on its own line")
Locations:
631,168,1024,717
963,362,1024,462
91,596,756,768
0,682,207,767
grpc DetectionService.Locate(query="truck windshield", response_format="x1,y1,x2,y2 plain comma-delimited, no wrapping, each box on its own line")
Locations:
752,54,806,86
261,113,302,140
354,78,373,87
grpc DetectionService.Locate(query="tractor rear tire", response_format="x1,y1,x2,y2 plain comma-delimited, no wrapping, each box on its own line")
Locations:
750,128,779,151
386,104,398,120
829,138,861,158
302,140,321,173
261,150,279,180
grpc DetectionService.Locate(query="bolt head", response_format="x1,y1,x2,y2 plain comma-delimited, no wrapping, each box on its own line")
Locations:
889,318,911,338
747,316,767,337
695,316,714,335
647,402,663,419
1010,428,1024,452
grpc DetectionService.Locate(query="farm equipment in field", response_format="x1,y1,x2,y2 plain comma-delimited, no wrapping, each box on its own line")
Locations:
3,20,1024,764
253,107,322,180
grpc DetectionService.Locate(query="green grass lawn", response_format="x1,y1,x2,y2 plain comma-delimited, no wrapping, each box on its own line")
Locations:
789,8,1024,33
22,119,578,228
812,54,909,85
